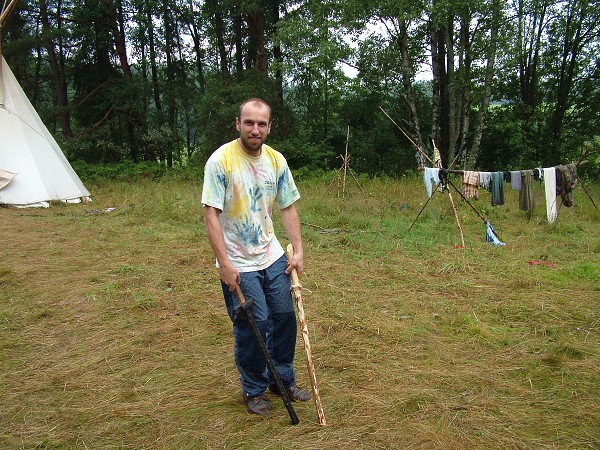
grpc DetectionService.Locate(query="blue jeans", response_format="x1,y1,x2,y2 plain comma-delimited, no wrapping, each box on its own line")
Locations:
221,254,297,397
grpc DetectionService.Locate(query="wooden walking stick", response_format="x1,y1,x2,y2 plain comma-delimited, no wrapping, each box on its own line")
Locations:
286,244,326,426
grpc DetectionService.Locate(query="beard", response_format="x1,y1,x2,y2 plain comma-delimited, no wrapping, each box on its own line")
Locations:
239,135,264,153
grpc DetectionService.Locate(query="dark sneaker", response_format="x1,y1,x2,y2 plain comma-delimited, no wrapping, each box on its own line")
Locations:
269,384,312,402
243,394,272,416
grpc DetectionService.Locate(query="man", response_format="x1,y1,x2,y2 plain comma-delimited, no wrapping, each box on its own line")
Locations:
202,98,311,416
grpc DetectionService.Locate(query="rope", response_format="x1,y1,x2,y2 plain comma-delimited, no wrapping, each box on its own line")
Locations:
290,284,312,294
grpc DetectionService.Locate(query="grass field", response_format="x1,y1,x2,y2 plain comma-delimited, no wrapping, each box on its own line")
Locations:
1,174,599,449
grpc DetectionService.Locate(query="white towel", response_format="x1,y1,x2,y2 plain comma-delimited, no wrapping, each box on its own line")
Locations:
423,168,440,198
543,167,557,224
479,172,492,189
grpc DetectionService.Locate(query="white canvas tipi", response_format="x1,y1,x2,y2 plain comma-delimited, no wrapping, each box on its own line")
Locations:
0,2,90,207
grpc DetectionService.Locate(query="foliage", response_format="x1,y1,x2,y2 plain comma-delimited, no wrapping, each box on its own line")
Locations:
1,0,599,177
477,105,528,170
69,160,203,182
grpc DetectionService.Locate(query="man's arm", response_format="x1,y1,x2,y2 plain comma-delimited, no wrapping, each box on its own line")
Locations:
203,205,239,291
280,203,304,275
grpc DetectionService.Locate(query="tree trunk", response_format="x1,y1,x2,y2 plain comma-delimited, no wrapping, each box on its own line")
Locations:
163,0,176,167
147,3,161,114
105,0,131,78
397,19,424,166
517,0,547,161
470,0,501,169
234,11,244,79
547,0,587,165
437,25,450,165
271,0,284,109
39,0,73,138
185,0,206,93
143,0,159,161
445,15,458,166
429,18,441,156
457,12,472,169
206,0,229,75
245,10,267,73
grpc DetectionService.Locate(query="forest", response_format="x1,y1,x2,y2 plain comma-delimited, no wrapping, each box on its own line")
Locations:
1,0,599,177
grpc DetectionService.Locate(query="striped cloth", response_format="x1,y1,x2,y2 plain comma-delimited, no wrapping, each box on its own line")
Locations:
461,171,480,200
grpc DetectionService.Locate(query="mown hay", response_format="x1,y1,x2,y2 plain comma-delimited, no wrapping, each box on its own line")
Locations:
1,176,598,449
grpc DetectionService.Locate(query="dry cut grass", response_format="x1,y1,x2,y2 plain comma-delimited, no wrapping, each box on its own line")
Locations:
1,175,599,449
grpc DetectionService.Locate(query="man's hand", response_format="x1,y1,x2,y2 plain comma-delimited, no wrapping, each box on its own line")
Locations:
204,205,240,291
285,249,304,275
219,262,240,292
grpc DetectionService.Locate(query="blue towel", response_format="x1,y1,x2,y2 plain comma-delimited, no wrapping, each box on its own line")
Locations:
486,221,506,246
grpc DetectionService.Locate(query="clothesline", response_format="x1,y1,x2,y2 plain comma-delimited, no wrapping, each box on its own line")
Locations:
429,160,588,176
422,161,586,224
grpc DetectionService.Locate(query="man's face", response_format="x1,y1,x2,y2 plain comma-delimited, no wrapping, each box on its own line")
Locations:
236,102,271,154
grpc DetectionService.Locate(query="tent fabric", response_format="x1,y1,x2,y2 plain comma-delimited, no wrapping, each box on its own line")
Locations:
0,55,90,207
0,168,16,190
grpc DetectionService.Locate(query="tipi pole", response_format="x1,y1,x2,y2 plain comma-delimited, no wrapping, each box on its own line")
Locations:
348,166,369,201
578,179,599,211
327,126,367,207
446,178,502,241
379,106,435,167
1,0,19,26
2,0,22,108
0,37,3,108
326,168,341,194
432,140,465,247
0,21,4,108
446,188,465,248
342,126,349,209
408,180,443,230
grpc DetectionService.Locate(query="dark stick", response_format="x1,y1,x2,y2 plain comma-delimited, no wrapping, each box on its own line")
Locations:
578,179,599,210
234,286,300,425
409,180,443,230
446,178,503,241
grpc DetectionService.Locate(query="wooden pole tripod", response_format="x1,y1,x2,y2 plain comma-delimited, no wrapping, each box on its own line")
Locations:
326,126,368,208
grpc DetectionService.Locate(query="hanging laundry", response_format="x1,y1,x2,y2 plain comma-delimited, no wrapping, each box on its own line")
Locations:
510,171,522,190
486,221,506,246
519,170,536,211
439,168,449,191
423,167,440,198
544,167,557,224
491,172,505,206
461,171,480,201
433,148,442,167
479,172,492,189
555,163,578,207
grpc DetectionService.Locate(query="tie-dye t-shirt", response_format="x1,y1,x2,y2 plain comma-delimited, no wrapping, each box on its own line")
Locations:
201,139,300,272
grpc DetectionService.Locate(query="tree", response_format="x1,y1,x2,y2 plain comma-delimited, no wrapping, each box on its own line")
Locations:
508,0,600,166
279,1,352,139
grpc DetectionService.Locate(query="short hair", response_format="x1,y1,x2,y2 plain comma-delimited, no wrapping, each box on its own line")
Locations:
237,98,272,122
